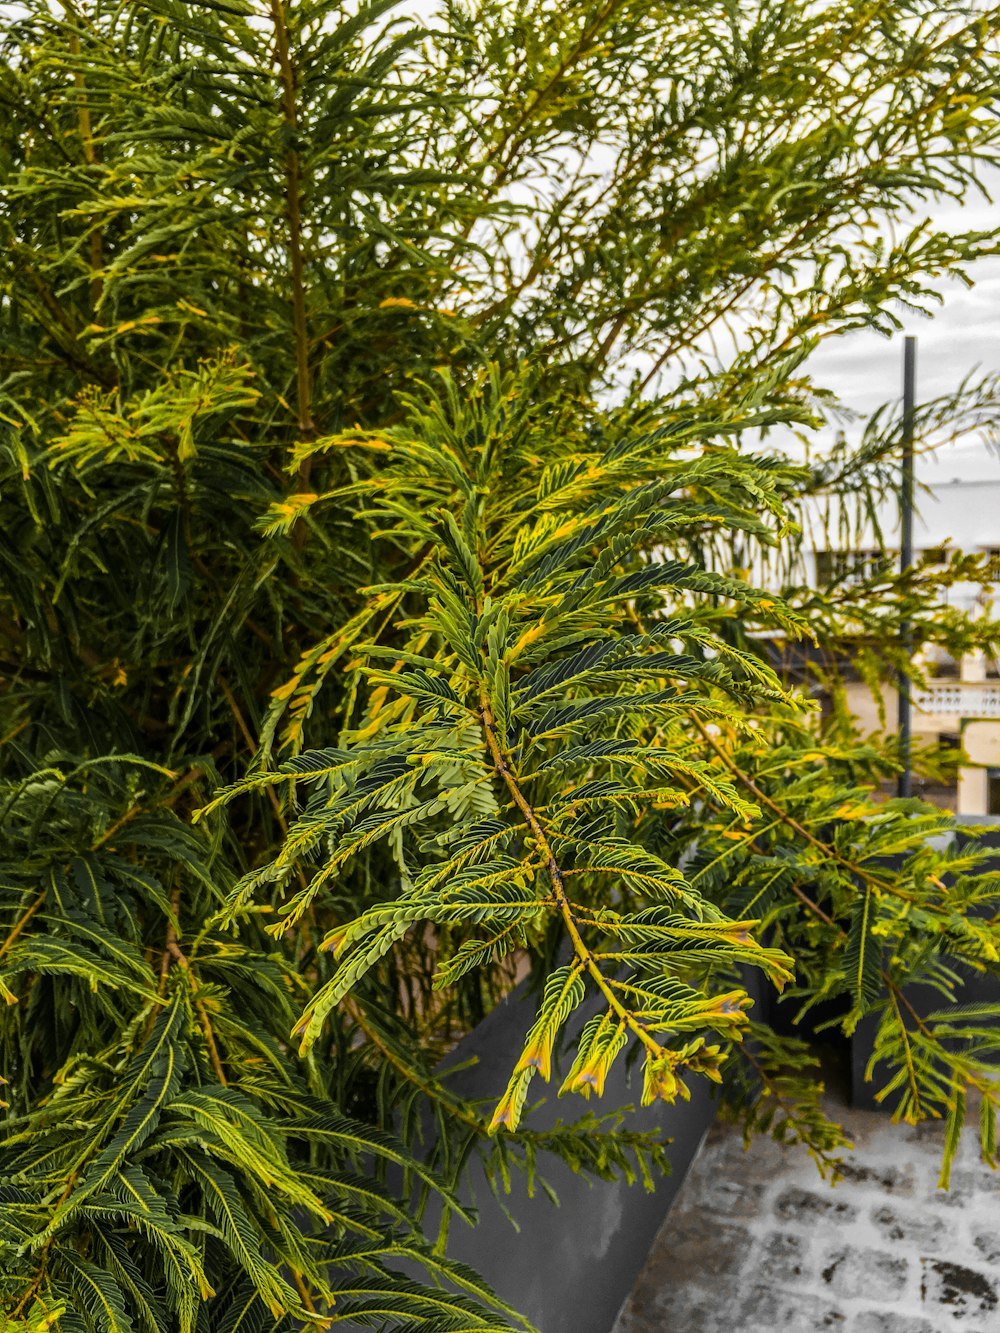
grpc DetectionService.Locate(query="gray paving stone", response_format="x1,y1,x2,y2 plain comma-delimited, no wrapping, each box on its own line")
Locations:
775,1185,858,1225
869,1204,947,1249
835,1161,916,1195
759,1229,810,1282
625,1213,752,1285
612,1092,1000,1333
920,1258,999,1319
901,1119,951,1147
616,1277,745,1333
739,1284,846,1331
926,1168,977,1207
973,1231,1000,1266
821,1247,909,1302
704,1130,787,1179
687,1172,767,1218
852,1314,935,1333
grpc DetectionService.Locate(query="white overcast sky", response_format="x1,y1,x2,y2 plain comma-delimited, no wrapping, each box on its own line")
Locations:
805,183,1000,484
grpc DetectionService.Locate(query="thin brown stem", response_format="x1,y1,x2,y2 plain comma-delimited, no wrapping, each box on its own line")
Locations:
155,882,227,1085
691,715,919,905
0,891,46,965
68,28,103,309
166,935,228,1086
270,0,315,452
479,691,664,1060
345,998,485,1133
90,764,206,853
737,1041,846,1174
10,1170,80,1317
291,1269,318,1315
885,983,922,1119
217,673,290,836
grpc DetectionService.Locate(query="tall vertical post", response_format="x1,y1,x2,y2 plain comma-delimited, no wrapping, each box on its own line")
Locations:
897,336,916,799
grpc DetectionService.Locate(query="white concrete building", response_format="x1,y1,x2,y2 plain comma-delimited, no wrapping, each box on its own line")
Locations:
802,441,1000,814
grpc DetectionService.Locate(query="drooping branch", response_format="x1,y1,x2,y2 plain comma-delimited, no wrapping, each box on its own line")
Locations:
479,690,665,1062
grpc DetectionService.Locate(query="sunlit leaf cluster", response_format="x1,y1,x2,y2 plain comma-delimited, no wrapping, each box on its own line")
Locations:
3,0,1000,1327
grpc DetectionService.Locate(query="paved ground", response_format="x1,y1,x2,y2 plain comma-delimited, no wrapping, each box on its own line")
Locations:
613,1089,1000,1332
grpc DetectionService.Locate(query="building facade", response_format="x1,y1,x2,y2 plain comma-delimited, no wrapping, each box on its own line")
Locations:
806,458,1000,814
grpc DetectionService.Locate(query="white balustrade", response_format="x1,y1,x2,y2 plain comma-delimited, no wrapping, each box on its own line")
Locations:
912,682,1000,718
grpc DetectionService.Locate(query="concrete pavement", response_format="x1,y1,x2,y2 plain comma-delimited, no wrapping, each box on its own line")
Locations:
613,1091,999,1332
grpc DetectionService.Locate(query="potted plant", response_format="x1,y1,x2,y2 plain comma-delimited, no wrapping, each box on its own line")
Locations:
3,1,1000,1327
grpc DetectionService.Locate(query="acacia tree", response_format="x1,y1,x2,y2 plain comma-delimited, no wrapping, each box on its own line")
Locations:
2,0,1000,1327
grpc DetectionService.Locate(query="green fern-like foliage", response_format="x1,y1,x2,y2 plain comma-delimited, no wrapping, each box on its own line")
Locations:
201,373,805,1125
0,759,526,1330
5,0,1000,1325
206,371,809,1130
660,725,1000,1184
230,365,1000,1187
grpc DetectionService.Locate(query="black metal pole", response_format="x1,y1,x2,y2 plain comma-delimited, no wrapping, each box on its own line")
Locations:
897,336,916,798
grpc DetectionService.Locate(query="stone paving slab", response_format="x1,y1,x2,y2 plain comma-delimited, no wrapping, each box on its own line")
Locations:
612,1097,1000,1332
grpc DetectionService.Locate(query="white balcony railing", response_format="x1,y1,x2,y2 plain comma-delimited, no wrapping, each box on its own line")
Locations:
912,682,1000,719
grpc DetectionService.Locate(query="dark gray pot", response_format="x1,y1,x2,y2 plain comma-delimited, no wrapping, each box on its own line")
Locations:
428,992,714,1333
414,963,775,1333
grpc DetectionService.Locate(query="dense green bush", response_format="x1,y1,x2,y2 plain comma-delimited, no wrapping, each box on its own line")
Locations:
3,0,1000,1326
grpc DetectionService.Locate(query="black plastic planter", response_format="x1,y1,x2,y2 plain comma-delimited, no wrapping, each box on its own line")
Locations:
429,994,713,1333
410,963,775,1333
